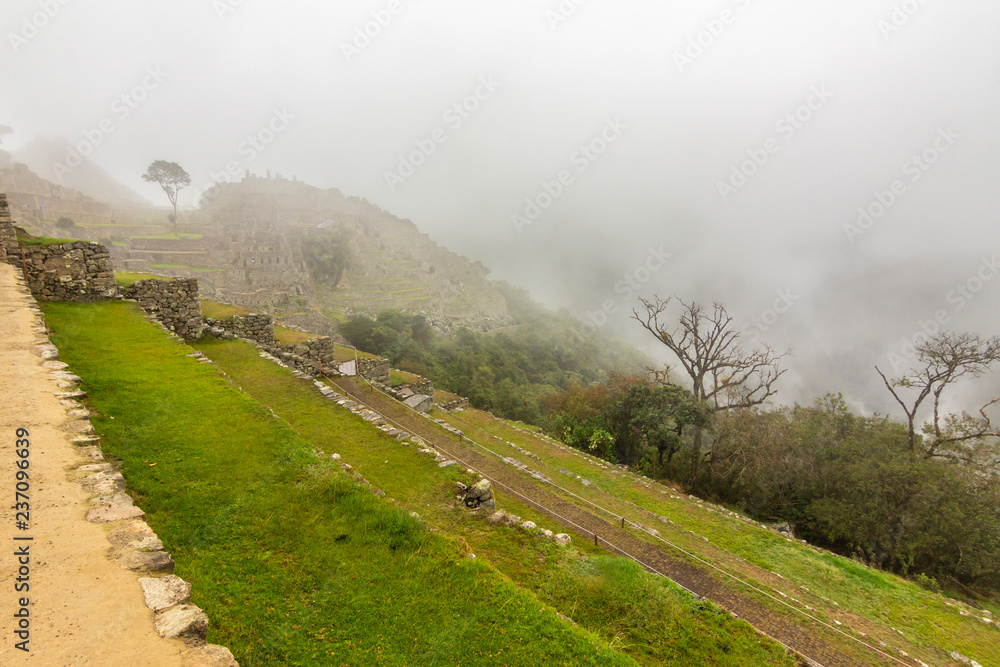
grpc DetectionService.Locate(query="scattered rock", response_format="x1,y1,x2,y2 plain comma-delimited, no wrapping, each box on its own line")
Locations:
770,522,796,539
554,533,572,546
487,511,507,524
463,479,495,509
139,575,193,612
521,521,537,531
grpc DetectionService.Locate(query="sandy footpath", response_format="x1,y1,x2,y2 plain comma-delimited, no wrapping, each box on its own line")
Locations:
0,262,185,666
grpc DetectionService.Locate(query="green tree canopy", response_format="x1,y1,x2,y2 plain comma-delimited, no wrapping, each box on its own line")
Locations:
142,160,190,236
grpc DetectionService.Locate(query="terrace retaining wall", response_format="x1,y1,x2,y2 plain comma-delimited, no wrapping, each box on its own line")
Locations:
122,278,203,339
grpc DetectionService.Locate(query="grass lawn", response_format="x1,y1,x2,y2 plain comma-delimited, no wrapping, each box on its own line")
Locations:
273,325,316,346
43,301,636,667
194,337,800,667
115,272,171,287
132,233,204,240
17,235,77,246
389,369,422,387
200,299,251,320
432,407,1000,667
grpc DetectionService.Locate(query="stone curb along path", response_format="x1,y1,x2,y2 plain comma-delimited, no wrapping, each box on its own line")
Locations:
0,263,238,666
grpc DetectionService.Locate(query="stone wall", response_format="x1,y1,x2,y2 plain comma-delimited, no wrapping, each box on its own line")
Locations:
358,357,390,385
276,337,337,368
12,241,116,302
122,278,203,339
0,194,17,260
438,397,469,411
207,313,274,345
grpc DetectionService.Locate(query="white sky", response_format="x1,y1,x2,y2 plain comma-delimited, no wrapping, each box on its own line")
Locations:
2,0,999,412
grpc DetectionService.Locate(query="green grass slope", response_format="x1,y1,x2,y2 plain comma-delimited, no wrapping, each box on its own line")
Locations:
192,336,799,666
43,301,635,667
430,407,1000,667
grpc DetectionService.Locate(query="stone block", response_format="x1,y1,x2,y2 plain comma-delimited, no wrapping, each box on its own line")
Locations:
119,550,175,573
87,505,145,523
155,604,209,641
180,644,239,667
138,575,192,611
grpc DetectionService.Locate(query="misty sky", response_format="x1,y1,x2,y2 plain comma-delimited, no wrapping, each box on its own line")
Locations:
3,0,999,414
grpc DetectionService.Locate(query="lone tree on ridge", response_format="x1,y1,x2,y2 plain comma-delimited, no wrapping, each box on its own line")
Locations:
142,160,190,236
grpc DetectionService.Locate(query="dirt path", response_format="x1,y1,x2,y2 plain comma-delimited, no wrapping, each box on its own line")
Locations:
0,263,185,666
332,377,887,667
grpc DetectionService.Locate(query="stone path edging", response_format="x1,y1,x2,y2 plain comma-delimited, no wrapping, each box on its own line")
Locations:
17,276,239,666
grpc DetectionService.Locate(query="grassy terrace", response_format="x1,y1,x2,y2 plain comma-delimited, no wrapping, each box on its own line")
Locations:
389,369,422,387
115,272,171,287
430,407,1000,667
200,299,251,320
193,337,799,666
43,301,635,667
132,232,204,240
16,235,77,246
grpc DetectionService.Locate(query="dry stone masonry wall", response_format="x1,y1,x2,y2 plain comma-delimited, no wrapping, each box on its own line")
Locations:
357,357,390,384
206,313,274,345
122,278,203,339
14,241,117,302
275,336,337,367
0,193,17,260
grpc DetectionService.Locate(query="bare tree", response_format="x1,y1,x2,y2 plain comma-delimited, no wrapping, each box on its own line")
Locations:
876,331,1000,464
633,296,787,409
632,295,788,479
142,160,190,236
